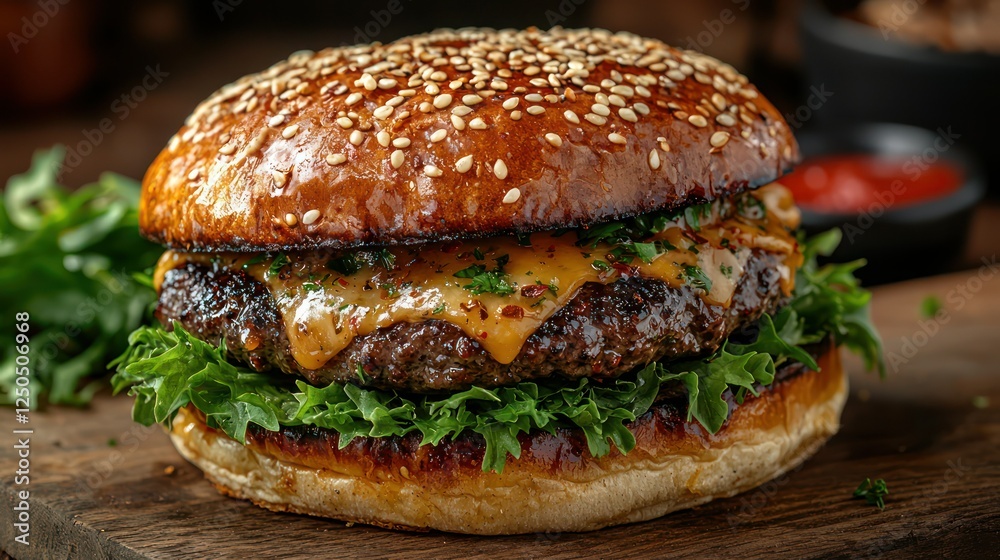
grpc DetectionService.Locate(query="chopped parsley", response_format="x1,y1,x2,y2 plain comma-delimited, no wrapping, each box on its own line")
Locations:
853,478,889,510
302,281,322,292
432,304,446,315
454,254,515,296
920,295,942,319
720,264,733,278
267,253,290,277
327,254,361,276
243,253,267,269
379,282,400,298
374,248,396,271
592,259,612,271
473,247,485,260
683,264,713,292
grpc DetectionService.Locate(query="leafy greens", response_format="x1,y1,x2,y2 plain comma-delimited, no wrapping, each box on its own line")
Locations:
1,147,160,407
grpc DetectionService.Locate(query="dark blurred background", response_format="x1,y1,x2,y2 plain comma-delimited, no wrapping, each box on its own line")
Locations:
2,0,998,282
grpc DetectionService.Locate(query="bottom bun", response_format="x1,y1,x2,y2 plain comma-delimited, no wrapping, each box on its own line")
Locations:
169,343,846,534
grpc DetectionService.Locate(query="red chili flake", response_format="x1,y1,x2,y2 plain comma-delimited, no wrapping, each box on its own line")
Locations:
501,305,524,319
546,245,556,253
337,278,349,287
479,307,488,321
479,332,488,339
441,241,462,253
612,262,637,277
520,284,548,298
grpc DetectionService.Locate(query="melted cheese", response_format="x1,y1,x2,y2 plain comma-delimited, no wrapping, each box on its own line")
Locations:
154,183,802,370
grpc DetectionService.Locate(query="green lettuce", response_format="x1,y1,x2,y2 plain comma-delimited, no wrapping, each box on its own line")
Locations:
110,231,882,473
1,147,160,407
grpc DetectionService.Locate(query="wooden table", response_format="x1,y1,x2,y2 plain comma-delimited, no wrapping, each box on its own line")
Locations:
2,269,999,559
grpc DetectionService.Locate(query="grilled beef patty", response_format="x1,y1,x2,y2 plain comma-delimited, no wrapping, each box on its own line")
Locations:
155,250,785,393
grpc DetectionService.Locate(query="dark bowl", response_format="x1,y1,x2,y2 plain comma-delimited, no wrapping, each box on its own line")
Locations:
792,123,985,284
799,0,1000,191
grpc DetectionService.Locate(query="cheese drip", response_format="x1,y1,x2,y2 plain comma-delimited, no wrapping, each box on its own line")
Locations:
154,183,802,370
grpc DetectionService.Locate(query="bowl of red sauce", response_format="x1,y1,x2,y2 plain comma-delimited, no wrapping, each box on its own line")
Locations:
783,123,985,283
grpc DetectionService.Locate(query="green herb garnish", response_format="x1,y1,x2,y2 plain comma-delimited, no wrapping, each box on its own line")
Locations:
268,254,290,276
853,478,889,510
684,264,713,292
454,254,515,296
327,254,361,276
920,295,942,319
374,248,396,271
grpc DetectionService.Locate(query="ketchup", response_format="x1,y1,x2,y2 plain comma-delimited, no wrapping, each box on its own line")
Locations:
781,154,962,214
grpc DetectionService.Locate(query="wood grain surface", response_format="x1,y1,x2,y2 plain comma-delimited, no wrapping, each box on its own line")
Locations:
2,268,999,559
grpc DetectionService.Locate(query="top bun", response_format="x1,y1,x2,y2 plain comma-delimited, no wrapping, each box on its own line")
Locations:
140,27,799,252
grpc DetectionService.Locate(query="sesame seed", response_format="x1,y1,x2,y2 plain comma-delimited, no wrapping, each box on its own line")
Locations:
268,115,285,127
349,130,364,145
618,108,638,122
284,213,297,227
424,82,440,95
595,93,610,106
187,169,200,181
451,106,473,116
608,132,626,144
281,125,300,139
469,117,486,129
634,103,650,116
584,113,607,126
218,144,235,155
494,159,508,180
710,131,731,148
345,92,362,106
429,71,447,82
591,104,610,116
377,130,390,147
450,114,466,130
582,84,600,93
398,89,416,96
742,129,753,139
716,113,737,127
424,165,443,177
608,94,626,107
711,93,727,111
635,85,652,97
510,110,522,121
502,188,520,204
502,97,519,110
386,96,405,107
430,129,447,142
449,80,463,90
390,150,404,169
392,137,411,148
527,105,545,115
302,209,321,225
544,133,562,147
377,78,397,89
688,114,708,127
326,153,347,165
666,70,686,82
455,155,473,173
462,94,483,105
336,117,353,129
524,93,543,102
564,110,580,124
648,149,661,170
610,85,634,97
362,75,377,91
373,106,393,120
271,170,287,187
433,93,453,109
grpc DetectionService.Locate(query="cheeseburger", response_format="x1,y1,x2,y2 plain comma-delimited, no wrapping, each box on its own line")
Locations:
113,27,882,534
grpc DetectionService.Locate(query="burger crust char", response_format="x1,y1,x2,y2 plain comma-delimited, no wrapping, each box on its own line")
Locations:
156,249,785,392
168,343,845,534
139,28,799,252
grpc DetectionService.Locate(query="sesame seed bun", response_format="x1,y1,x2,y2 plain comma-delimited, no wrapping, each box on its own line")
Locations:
139,27,799,252
167,343,844,534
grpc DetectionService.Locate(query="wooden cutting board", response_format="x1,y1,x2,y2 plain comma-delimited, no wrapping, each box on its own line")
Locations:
3,268,999,559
